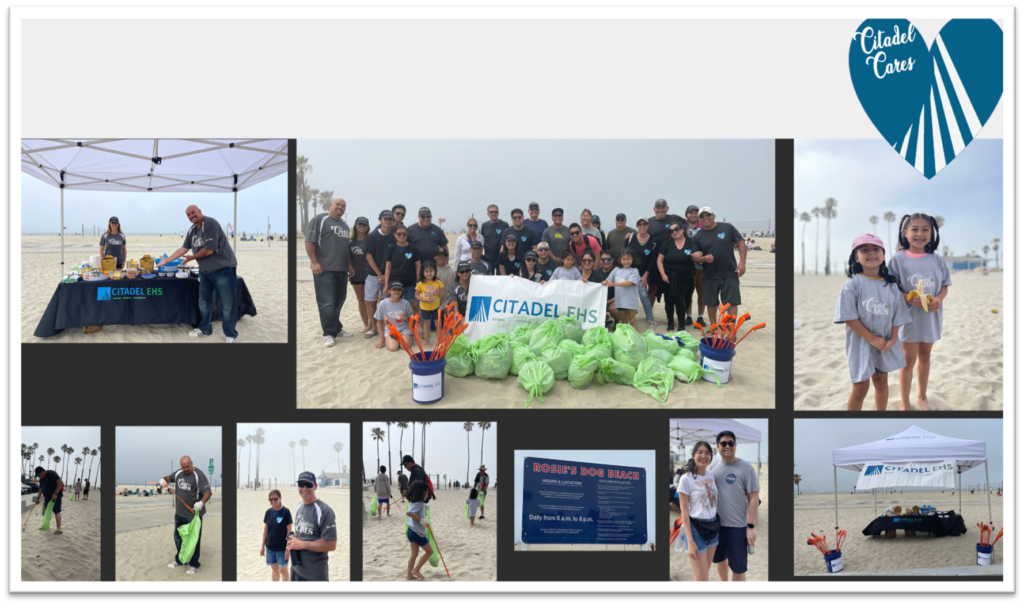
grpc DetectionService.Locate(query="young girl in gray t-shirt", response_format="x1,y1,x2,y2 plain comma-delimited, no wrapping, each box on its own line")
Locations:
887,214,950,411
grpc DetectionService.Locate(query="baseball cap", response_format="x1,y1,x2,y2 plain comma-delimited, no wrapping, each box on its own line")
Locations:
851,234,885,251
379,209,395,220
635,216,649,226
355,216,369,226
615,213,627,221
592,215,601,224
457,261,472,272
418,206,432,217
685,205,700,214
109,216,119,223
471,240,484,249
505,232,518,242
654,199,668,207
537,242,550,250
402,455,415,465
388,281,405,291
699,206,714,216
434,246,448,256
297,471,317,485
524,250,539,260
529,202,540,210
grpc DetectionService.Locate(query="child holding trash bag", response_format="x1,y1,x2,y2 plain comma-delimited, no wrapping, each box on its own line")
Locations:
887,214,950,411
835,235,912,411
676,441,719,582
404,480,434,581
466,488,480,527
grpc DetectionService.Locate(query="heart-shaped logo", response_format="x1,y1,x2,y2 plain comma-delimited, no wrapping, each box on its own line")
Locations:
849,19,1002,179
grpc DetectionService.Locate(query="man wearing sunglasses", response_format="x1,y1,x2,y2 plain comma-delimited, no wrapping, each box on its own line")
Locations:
509,208,539,252
541,208,571,258
287,471,338,581
535,243,559,280
406,206,449,261
566,223,602,262
689,207,746,326
712,431,759,582
684,205,708,329
480,204,509,275
523,201,548,241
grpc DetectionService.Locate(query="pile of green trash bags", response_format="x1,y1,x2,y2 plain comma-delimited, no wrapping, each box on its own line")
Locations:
444,334,475,377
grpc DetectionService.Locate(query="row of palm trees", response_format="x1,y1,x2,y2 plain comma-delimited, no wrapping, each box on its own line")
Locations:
369,422,492,486
295,155,336,234
21,442,101,488
237,431,347,489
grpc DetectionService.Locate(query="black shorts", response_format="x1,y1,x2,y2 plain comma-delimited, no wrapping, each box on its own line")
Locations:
419,308,439,322
407,527,429,547
45,494,62,514
702,276,741,307
351,278,366,286
711,526,748,574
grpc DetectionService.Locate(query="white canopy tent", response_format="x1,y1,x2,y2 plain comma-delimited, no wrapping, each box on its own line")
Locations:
669,418,761,474
21,139,288,274
831,425,991,538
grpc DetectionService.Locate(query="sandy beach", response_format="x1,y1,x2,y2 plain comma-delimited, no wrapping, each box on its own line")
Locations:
236,488,350,582
114,486,222,582
794,273,1003,411
669,463,769,582
298,237,775,408
362,484,498,581
20,491,102,582
21,235,287,343
793,491,1003,575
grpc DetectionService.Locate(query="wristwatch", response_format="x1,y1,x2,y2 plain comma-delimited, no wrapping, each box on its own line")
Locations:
747,523,755,529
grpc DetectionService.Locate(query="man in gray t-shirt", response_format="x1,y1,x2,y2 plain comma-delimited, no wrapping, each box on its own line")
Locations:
711,432,760,581
541,208,571,258
305,198,355,345
161,456,212,573
288,471,338,581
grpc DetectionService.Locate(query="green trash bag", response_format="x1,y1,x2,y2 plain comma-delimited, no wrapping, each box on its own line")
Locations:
649,349,675,365
540,344,574,380
644,330,680,354
567,353,600,389
444,334,475,377
610,323,647,369
510,323,539,345
582,327,613,360
423,506,441,567
528,319,564,356
41,499,56,531
674,347,697,363
666,330,701,357
516,360,555,407
509,341,538,376
370,497,378,516
176,513,203,564
558,339,585,358
633,357,677,402
555,316,585,343
472,333,513,379
667,353,722,385
595,357,636,386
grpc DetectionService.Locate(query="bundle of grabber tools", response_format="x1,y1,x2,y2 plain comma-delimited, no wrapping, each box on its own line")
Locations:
386,302,468,361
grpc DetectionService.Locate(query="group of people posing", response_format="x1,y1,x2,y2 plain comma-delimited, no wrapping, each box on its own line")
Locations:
836,213,951,411
257,470,339,581
306,198,749,352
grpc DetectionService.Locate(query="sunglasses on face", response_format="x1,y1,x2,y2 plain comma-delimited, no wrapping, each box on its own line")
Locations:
582,258,593,263
525,258,536,262
670,227,682,233
700,214,711,218
601,258,613,262
396,233,408,237
512,216,523,220
269,497,280,502
468,224,478,228
419,214,430,219
570,231,580,236
552,213,563,218
394,212,405,217
719,441,736,447
488,210,499,214
298,482,314,488
458,269,471,274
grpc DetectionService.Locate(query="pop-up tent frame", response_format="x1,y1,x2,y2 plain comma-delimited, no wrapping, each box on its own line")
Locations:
669,418,761,474
831,425,991,541
21,139,287,274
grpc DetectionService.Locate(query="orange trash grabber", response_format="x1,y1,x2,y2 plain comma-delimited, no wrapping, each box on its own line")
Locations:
168,486,195,514
425,522,451,578
990,527,1004,548
733,322,767,348
22,496,41,532
728,313,751,342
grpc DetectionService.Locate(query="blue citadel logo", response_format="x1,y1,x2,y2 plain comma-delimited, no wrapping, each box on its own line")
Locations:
97,287,112,301
864,465,885,476
469,297,492,322
469,295,599,324
97,286,163,301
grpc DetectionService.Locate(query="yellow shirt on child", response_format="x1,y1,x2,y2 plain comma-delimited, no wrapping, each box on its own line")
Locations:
416,279,444,311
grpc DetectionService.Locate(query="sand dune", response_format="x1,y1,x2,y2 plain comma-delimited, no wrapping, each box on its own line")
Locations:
362,485,497,581
298,240,775,409
793,491,1003,575
236,488,350,582
20,491,102,582
794,273,1002,411
22,235,287,343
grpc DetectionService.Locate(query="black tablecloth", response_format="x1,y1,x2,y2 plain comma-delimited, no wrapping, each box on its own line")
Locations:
862,510,967,537
34,274,256,338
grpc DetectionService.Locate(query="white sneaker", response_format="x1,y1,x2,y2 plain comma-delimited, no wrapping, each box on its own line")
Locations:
168,562,183,569
324,335,336,348
337,329,354,338
186,566,199,575
225,337,237,344
188,329,206,337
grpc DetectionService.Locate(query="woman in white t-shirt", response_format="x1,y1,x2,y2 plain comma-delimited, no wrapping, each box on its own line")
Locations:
675,441,719,581
454,219,484,265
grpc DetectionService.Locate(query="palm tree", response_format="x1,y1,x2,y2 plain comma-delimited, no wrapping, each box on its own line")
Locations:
800,212,811,275
246,434,254,488
397,422,410,466
237,438,247,488
46,447,54,471
883,212,896,253
299,438,309,470
410,421,416,461
318,189,335,213
87,448,98,484
333,441,344,475
64,446,74,483
95,447,101,486
933,216,945,229
869,215,878,232
421,421,432,468
811,207,821,274
80,444,90,478
385,421,393,480
823,198,838,276
254,427,266,490
30,443,38,475
942,245,950,257
289,441,297,484
296,155,313,232
74,457,82,482
52,456,61,482
60,445,68,480
463,422,474,484
983,245,990,266
992,238,1000,270
371,428,385,470
477,421,492,467
794,473,802,495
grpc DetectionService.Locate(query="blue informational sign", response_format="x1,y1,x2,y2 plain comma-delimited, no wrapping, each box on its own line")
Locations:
522,457,647,545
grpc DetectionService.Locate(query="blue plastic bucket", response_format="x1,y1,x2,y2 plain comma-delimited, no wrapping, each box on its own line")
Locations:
699,338,737,384
976,544,993,566
824,549,843,573
409,352,446,404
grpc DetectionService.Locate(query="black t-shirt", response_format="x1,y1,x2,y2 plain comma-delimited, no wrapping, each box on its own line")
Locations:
536,259,558,281
499,254,523,276
658,237,697,280
520,265,543,283
480,220,510,261
509,225,539,251
628,234,659,277
586,268,614,301
691,222,744,280
364,229,396,278
389,244,421,287
646,214,684,246
398,474,409,490
263,506,293,551
407,223,449,261
40,470,61,499
348,238,369,280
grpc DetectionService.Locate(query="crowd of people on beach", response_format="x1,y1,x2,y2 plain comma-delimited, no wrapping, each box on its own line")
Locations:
305,198,754,353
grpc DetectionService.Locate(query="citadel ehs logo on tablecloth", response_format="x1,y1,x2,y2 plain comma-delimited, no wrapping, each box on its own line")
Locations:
97,286,164,301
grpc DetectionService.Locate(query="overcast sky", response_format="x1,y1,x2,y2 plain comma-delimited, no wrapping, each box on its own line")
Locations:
793,419,1003,494
21,171,285,235
514,449,656,544
669,418,768,467
362,421,498,486
236,423,350,484
22,426,101,476
115,426,222,487
299,140,775,232
793,139,1003,273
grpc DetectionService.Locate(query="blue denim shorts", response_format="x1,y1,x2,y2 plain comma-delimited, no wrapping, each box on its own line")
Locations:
407,527,429,547
681,518,720,554
265,548,288,567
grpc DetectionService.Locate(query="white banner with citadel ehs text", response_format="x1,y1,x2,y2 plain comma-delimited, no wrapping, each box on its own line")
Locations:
856,460,956,490
464,276,607,340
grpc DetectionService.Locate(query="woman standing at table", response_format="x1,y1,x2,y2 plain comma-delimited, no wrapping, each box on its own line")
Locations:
99,216,127,269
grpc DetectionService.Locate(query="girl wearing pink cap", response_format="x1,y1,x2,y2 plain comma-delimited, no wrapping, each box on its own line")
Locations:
834,234,913,410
